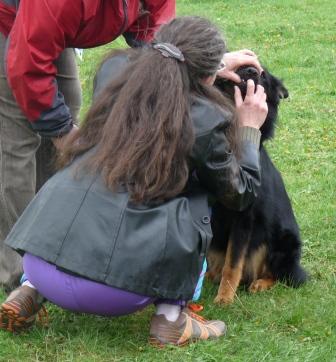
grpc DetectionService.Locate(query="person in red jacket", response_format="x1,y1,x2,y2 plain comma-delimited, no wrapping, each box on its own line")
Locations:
0,0,176,291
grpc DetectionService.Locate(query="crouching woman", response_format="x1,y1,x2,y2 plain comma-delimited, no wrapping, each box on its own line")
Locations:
0,16,267,346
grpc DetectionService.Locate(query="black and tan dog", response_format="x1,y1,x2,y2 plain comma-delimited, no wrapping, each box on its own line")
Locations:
207,66,308,305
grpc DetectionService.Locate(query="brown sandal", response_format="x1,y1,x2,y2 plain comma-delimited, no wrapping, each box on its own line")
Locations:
149,307,226,347
0,286,48,333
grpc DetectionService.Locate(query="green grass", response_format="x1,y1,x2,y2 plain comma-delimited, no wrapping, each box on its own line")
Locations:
1,1,335,361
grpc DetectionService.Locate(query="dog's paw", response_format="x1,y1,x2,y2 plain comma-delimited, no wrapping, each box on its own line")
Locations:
248,278,275,293
214,293,234,305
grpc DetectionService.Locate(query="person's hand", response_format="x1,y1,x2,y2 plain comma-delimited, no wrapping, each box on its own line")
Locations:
234,79,268,129
52,125,79,150
217,49,263,83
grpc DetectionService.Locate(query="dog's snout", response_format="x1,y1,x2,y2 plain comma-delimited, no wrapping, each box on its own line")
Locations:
236,66,260,82
245,67,259,77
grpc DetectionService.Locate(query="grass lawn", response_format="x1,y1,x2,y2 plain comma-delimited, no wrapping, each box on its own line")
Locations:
1,0,335,361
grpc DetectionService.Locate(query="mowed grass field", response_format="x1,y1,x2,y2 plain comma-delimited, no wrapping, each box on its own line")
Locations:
1,1,335,361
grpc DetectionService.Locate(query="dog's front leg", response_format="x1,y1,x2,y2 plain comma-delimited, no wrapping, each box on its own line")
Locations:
214,239,247,305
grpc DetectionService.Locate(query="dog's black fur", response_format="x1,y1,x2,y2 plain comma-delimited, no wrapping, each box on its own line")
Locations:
207,66,308,304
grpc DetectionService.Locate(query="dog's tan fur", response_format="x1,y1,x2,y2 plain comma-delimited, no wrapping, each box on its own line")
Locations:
208,244,276,305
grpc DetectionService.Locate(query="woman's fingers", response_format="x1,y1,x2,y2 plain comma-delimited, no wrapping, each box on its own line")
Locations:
255,84,266,99
236,81,267,105
218,70,241,83
234,86,243,107
237,49,257,57
245,79,256,98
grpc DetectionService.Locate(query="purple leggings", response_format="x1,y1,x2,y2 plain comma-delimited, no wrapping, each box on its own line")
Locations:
23,253,156,316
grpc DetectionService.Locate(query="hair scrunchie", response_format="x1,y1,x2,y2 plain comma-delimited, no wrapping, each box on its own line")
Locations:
152,42,185,62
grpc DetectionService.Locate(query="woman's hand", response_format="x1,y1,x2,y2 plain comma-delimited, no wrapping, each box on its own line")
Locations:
217,49,263,83
234,79,268,129
52,125,79,150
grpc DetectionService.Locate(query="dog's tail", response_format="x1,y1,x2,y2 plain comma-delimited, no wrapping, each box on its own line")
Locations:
282,263,308,287
269,232,308,287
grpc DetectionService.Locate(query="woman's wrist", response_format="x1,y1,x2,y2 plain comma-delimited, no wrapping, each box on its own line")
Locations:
238,126,261,147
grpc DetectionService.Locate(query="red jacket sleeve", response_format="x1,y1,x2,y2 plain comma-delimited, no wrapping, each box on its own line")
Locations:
6,0,80,136
0,1,16,37
125,0,175,44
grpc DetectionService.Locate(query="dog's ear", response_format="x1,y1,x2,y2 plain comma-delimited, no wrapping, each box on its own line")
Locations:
269,73,289,99
278,84,289,99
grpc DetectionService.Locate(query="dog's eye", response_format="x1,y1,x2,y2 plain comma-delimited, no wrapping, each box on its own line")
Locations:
261,72,266,79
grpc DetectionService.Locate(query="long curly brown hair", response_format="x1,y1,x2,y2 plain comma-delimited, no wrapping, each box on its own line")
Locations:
58,17,236,203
